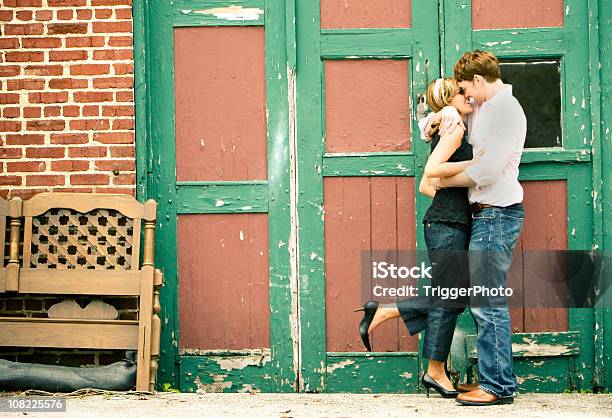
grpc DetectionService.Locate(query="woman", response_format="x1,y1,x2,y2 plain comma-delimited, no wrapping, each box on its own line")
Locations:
355,78,475,397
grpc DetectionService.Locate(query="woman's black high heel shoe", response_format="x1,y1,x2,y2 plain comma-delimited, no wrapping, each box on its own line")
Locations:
421,373,459,398
353,301,379,351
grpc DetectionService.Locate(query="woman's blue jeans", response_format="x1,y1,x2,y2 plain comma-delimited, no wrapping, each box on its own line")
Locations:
396,221,470,362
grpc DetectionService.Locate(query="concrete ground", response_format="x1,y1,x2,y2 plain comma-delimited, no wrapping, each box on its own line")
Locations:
1,392,611,418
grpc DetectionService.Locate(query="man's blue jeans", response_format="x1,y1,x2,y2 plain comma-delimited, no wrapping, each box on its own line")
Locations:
469,203,524,398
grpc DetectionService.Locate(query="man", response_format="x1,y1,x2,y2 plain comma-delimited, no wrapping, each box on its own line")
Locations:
421,50,526,406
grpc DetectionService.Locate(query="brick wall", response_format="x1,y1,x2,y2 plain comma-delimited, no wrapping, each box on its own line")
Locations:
0,0,136,201
0,0,137,367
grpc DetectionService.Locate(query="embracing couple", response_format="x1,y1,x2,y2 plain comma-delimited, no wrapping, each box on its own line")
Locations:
355,50,526,406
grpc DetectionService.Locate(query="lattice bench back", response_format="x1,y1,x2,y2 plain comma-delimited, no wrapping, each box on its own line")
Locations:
0,193,161,392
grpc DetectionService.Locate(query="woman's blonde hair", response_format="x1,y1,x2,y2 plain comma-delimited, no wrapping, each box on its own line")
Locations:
424,77,461,138
426,77,460,113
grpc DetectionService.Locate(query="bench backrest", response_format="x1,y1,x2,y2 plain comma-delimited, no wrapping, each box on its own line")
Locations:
16,193,157,296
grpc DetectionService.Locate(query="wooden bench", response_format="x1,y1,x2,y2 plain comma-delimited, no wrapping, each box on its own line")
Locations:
0,193,162,392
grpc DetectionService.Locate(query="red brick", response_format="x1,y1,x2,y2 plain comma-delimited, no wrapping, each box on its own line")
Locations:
70,64,109,76
0,148,23,158
6,161,46,172
7,79,45,90
49,50,88,61
29,92,69,104
70,174,109,185
26,175,66,187
93,21,131,33
48,0,86,5
51,160,89,171
0,38,20,49
95,159,135,171
0,93,20,104
68,146,107,158
115,8,132,20
108,36,132,47
5,134,44,145
3,107,20,118
62,105,80,117
0,121,22,132
112,173,135,185
25,65,63,76
48,78,88,89
51,133,88,144
57,9,74,20
93,77,133,89
23,107,42,118
16,10,33,21
22,37,62,48
0,66,21,77
93,49,133,60
25,147,65,158
34,10,53,21
26,119,65,131
69,119,110,130
82,105,99,116
94,9,113,19
113,63,133,75
4,0,43,6
94,132,133,144
109,146,134,158
53,187,93,193
0,176,22,186
4,24,44,35
76,9,93,20
0,11,14,21
74,91,113,103
44,106,62,117
116,91,133,102
49,23,88,35
95,187,135,195
91,0,131,5
5,51,45,63
65,36,105,48
102,105,133,117
111,119,134,130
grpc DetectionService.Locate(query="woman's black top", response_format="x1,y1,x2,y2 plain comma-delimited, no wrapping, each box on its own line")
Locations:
423,130,473,226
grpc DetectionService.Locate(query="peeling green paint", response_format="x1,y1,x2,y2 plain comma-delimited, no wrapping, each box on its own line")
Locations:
172,0,265,26
466,332,580,358
176,181,268,213
320,29,413,59
325,354,419,393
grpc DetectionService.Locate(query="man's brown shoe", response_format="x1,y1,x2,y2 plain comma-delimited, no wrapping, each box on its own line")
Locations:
456,388,514,406
456,383,479,393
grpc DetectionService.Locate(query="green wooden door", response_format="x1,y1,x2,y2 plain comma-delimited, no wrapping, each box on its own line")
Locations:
295,0,439,392
144,1,296,392
138,0,607,393
439,0,599,392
